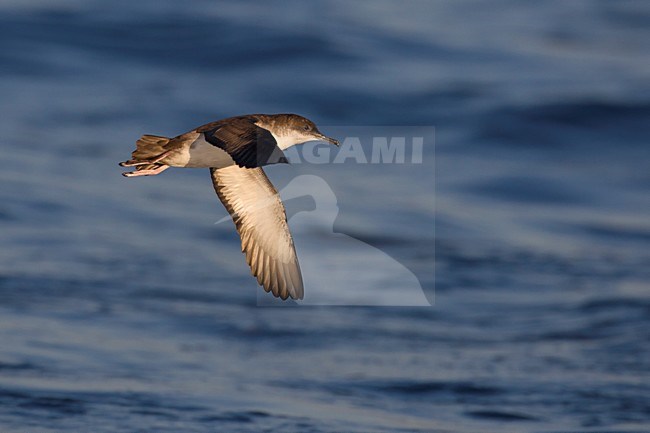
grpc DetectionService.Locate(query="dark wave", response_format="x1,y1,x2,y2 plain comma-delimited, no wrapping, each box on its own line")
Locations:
462,175,589,204
476,100,650,147
465,410,538,421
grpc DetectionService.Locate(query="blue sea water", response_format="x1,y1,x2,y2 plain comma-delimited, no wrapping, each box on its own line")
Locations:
0,0,649,432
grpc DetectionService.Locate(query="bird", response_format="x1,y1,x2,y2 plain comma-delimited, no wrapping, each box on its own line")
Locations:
119,114,339,300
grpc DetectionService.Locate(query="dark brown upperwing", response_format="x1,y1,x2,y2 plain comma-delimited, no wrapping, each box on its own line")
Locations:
198,116,287,168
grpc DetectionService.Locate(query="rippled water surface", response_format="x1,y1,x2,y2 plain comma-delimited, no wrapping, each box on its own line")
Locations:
1,1,649,432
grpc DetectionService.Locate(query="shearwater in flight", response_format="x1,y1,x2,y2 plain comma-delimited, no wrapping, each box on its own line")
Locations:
120,114,339,300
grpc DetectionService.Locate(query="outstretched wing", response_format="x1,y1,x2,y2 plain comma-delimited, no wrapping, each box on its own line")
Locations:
198,116,287,168
210,165,303,300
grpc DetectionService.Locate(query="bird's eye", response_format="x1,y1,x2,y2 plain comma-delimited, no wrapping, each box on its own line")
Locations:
303,125,311,131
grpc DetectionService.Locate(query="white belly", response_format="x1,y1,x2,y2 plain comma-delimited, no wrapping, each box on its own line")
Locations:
180,136,236,168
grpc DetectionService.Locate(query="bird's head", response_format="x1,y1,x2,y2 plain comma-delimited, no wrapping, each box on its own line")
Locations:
266,114,339,150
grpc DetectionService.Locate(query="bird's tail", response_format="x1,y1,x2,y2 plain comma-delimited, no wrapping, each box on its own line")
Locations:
119,134,173,177
119,134,170,167
131,134,170,161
